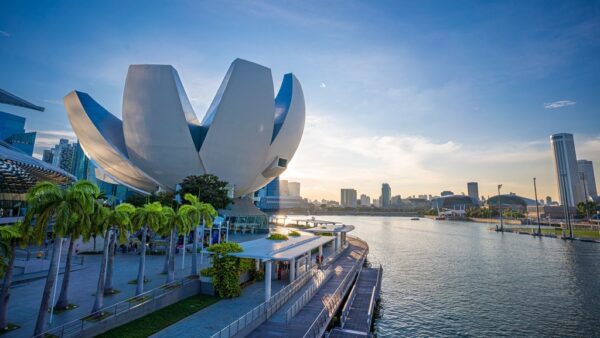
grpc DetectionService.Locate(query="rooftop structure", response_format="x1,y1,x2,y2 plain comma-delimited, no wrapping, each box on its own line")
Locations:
64,59,305,196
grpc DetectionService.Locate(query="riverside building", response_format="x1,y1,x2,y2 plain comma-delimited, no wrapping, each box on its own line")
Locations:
550,133,585,206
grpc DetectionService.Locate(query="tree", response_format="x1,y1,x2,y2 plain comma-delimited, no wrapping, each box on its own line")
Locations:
25,180,99,336
208,242,243,298
180,174,232,210
104,203,136,295
131,202,166,295
91,203,135,313
182,194,217,276
161,205,194,282
0,222,27,330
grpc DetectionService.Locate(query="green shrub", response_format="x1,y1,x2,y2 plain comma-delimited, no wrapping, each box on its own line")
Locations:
207,242,244,298
239,258,254,274
288,230,301,237
200,267,215,277
267,233,289,241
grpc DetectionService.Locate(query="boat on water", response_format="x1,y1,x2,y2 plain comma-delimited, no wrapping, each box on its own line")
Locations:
411,217,420,221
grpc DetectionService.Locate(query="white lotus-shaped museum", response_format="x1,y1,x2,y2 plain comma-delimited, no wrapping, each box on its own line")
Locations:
63,59,304,196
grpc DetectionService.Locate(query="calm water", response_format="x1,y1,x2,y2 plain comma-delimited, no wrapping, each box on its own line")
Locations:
293,216,600,337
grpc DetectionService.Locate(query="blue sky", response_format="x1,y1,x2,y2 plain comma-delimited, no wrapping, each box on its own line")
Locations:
1,0,599,200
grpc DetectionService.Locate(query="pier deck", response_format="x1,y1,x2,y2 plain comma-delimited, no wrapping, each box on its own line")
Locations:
329,266,382,337
247,237,368,338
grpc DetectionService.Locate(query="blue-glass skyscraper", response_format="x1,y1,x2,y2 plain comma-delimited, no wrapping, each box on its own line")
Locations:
0,111,36,155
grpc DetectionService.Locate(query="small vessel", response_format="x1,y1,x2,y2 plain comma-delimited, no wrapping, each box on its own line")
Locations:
411,217,420,221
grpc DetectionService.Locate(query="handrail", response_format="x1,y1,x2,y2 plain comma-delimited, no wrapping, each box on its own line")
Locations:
339,268,362,328
34,277,196,338
302,238,368,338
285,265,334,322
366,264,383,329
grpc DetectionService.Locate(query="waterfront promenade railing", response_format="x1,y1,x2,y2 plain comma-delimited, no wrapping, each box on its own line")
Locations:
285,265,334,322
210,267,317,338
303,237,368,338
366,264,383,331
34,277,197,338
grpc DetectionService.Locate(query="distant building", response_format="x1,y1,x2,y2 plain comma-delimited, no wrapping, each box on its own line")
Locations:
418,194,428,199
577,159,597,198
279,179,290,196
372,198,379,207
546,196,552,205
359,194,371,207
467,182,479,202
0,111,36,155
381,183,391,208
42,149,53,163
265,177,280,196
440,190,454,197
550,133,585,206
340,188,357,208
390,195,402,207
431,195,477,210
288,182,301,197
49,138,76,173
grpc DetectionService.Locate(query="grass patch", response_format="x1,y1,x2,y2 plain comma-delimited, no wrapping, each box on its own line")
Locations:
508,227,600,239
267,233,289,241
48,304,78,313
83,311,112,322
95,294,219,338
288,230,301,237
78,250,103,255
127,277,150,285
0,323,20,334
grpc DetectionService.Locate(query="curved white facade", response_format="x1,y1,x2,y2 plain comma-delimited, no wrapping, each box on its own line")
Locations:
64,59,305,197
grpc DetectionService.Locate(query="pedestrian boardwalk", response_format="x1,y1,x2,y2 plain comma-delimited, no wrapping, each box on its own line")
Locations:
329,266,382,337
247,237,368,338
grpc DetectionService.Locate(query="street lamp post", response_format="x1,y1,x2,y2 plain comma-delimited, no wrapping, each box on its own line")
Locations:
497,184,503,232
533,177,541,235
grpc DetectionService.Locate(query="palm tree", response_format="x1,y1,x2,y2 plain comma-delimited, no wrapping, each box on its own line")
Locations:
25,180,99,336
131,202,166,295
183,194,217,276
0,222,27,330
163,205,195,282
91,203,135,313
104,203,135,295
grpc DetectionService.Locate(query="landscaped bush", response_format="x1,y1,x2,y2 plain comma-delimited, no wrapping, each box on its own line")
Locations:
288,230,301,237
207,242,244,298
200,267,215,277
239,258,254,274
267,233,289,241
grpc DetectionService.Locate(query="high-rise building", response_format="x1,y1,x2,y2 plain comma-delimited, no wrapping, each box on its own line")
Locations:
0,111,36,155
360,194,371,206
577,159,597,198
50,138,76,173
467,182,479,202
287,182,300,197
42,149,53,163
381,183,391,208
279,179,290,196
390,195,402,207
550,133,585,207
340,188,357,208
265,177,280,196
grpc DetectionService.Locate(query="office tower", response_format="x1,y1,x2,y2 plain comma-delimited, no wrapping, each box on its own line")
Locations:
0,111,36,155
279,179,290,196
390,195,402,206
266,177,280,196
50,138,75,172
467,182,479,202
288,182,301,197
340,188,357,208
42,149,53,163
550,133,585,206
360,194,371,206
381,183,391,208
577,160,597,198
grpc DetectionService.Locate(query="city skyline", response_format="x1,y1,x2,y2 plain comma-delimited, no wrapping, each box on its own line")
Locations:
1,1,600,201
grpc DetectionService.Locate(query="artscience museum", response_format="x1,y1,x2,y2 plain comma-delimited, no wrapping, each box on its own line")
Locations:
64,59,305,197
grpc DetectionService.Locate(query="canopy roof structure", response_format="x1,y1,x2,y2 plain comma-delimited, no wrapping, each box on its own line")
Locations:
0,88,45,112
302,224,355,234
232,230,333,261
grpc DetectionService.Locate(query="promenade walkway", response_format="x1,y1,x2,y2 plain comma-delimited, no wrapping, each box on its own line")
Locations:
247,237,368,337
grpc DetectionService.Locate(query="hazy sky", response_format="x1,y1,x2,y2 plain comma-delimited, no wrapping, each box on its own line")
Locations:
1,1,599,201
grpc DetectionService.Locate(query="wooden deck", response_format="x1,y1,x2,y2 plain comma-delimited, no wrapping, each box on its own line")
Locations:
247,238,368,338
329,267,381,337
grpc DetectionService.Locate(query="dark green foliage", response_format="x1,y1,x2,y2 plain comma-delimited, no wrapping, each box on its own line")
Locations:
200,267,215,277
207,242,243,298
96,295,219,338
288,230,301,237
179,174,232,209
126,192,176,208
267,233,288,240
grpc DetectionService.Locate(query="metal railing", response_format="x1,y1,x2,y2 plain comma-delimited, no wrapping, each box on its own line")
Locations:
34,277,196,338
339,269,361,328
285,266,334,322
210,267,317,338
366,264,383,330
303,237,369,338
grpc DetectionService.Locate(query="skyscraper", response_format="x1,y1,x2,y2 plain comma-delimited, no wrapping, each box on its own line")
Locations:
577,159,597,198
467,182,479,202
287,182,301,197
381,183,391,208
550,133,585,207
50,138,75,173
340,188,357,208
359,194,371,206
279,179,290,196
0,111,36,155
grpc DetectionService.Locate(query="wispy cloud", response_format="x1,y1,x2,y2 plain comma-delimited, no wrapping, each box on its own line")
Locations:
0,30,9,37
544,100,576,109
